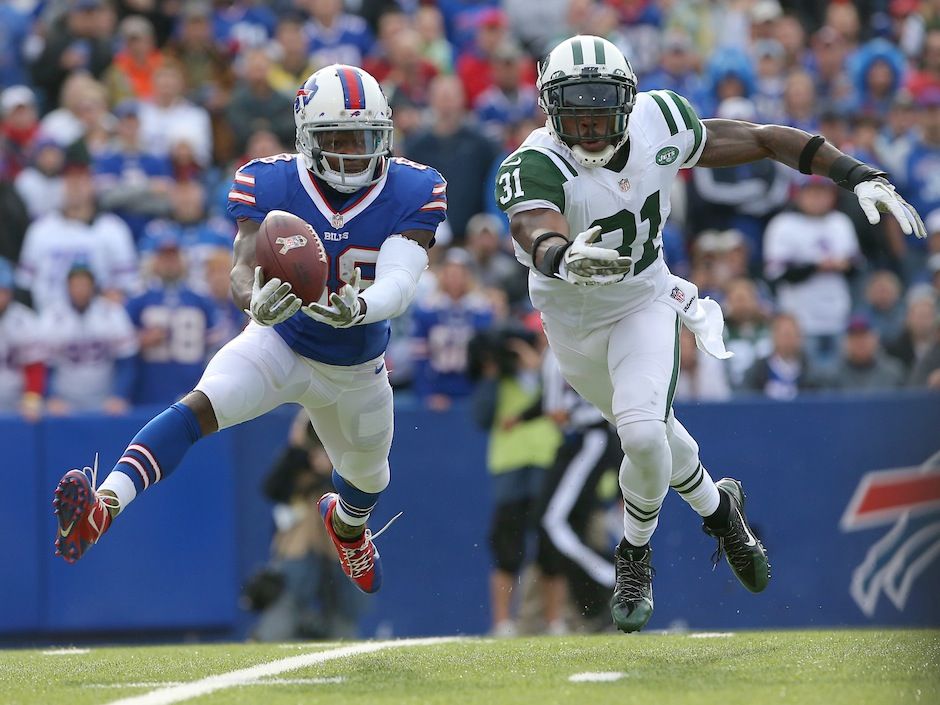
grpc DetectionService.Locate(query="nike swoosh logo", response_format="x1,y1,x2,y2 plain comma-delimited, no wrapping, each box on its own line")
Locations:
502,156,522,167
735,507,757,546
374,363,385,374
59,521,75,537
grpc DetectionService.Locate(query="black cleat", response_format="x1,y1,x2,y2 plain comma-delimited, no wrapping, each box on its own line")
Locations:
703,478,770,593
610,540,655,633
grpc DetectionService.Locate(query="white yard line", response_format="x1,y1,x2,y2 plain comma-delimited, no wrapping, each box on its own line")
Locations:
102,637,458,705
42,648,91,655
688,632,735,638
569,672,625,682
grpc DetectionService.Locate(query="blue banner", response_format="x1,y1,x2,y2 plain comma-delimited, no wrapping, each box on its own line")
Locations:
1,391,937,638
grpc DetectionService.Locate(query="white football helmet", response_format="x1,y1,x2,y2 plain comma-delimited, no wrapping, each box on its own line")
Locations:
537,35,637,168
294,64,393,193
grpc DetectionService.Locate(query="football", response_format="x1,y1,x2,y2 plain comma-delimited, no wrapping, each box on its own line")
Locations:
255,210,329,304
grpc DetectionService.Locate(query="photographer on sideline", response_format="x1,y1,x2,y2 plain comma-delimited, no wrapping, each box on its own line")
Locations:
247,408,365,641
469,323,562,637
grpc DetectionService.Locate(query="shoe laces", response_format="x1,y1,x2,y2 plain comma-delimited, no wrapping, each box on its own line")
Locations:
613,551,654,603
709,517,752,574
74,453,120,513
339,511,402,579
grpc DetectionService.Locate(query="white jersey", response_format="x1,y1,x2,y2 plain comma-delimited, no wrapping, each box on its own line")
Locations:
763,210,860,336
0,301,44,411
495,90,707,329
16,212,140,313
39,297,139,410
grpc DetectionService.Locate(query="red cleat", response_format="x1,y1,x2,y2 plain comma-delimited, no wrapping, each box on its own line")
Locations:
318,492,400,594
53,455,116,564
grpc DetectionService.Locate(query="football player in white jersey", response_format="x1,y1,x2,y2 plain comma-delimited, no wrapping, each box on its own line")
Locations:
496,35,926,633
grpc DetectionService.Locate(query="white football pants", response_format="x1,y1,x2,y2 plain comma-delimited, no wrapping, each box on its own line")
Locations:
541,300,717,545
195,322,393,493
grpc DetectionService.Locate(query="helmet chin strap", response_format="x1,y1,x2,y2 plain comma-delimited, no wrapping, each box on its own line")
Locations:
571,143,617,167
316,154,376,193
545,118,628,168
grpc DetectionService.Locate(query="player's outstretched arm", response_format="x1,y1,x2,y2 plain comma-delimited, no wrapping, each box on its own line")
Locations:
232,217,302,326
509,208,633,285
697,120,926,238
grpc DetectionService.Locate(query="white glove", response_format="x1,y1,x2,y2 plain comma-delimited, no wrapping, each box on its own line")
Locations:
854,180,927,239
301,267,365,328
561,226,633,285
247,266,301,326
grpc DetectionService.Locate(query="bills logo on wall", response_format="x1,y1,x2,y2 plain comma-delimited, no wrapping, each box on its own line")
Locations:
840,450,940,617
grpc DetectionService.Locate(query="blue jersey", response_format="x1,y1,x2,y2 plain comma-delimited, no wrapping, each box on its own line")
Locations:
410,292,494,399
227,153,447,366
125,285,218,405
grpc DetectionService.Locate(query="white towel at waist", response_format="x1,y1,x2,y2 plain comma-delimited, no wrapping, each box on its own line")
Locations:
657,274,733,360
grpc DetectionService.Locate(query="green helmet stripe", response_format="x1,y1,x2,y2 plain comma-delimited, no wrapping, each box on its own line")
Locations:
571,39,584,65
650,92,679,135
593,38,606,64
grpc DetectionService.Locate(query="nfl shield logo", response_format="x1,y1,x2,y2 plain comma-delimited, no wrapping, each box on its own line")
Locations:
275,234,308,255
331,213,345,228
670,286,685,304
619,178,630,192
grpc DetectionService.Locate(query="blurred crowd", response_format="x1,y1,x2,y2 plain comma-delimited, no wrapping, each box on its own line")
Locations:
1,0,940,424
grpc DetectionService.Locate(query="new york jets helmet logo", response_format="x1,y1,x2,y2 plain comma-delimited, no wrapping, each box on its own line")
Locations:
656,146,680,166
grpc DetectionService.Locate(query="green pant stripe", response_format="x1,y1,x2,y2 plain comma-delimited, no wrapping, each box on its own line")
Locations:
664,314,680,421
650,92,679,136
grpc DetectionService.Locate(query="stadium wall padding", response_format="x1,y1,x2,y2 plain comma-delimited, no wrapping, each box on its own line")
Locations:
1,392,937,639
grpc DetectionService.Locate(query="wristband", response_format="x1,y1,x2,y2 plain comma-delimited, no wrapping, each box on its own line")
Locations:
798,135,826,175
828,155,889,191
531,230,569,277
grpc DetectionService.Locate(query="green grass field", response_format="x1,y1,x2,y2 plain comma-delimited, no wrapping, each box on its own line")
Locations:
0,630,937,705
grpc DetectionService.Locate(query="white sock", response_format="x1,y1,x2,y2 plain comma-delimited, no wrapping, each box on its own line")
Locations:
671,462,721,517
335,501,369,527
99,472,137,515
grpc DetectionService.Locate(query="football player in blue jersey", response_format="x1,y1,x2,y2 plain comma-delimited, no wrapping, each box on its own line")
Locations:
53,65,448,597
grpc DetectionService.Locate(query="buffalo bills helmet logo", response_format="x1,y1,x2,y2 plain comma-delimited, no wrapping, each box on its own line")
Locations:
294,79,319,114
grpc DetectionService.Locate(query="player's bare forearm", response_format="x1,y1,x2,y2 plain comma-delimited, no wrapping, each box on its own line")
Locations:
509,208,570,267
231,218,260,309
697,120,847,173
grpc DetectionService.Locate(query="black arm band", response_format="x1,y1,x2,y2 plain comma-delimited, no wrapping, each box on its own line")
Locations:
531,231,569,277
828,155,889,191
798,135,826,175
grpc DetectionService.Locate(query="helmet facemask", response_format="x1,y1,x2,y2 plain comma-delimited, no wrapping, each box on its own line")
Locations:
541,69,636,167
297,121,394,194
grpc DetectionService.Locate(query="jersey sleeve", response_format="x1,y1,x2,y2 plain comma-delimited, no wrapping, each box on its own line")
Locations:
392,162,448,234
226,159,287,222
494,149,568,218
646,90,707,168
